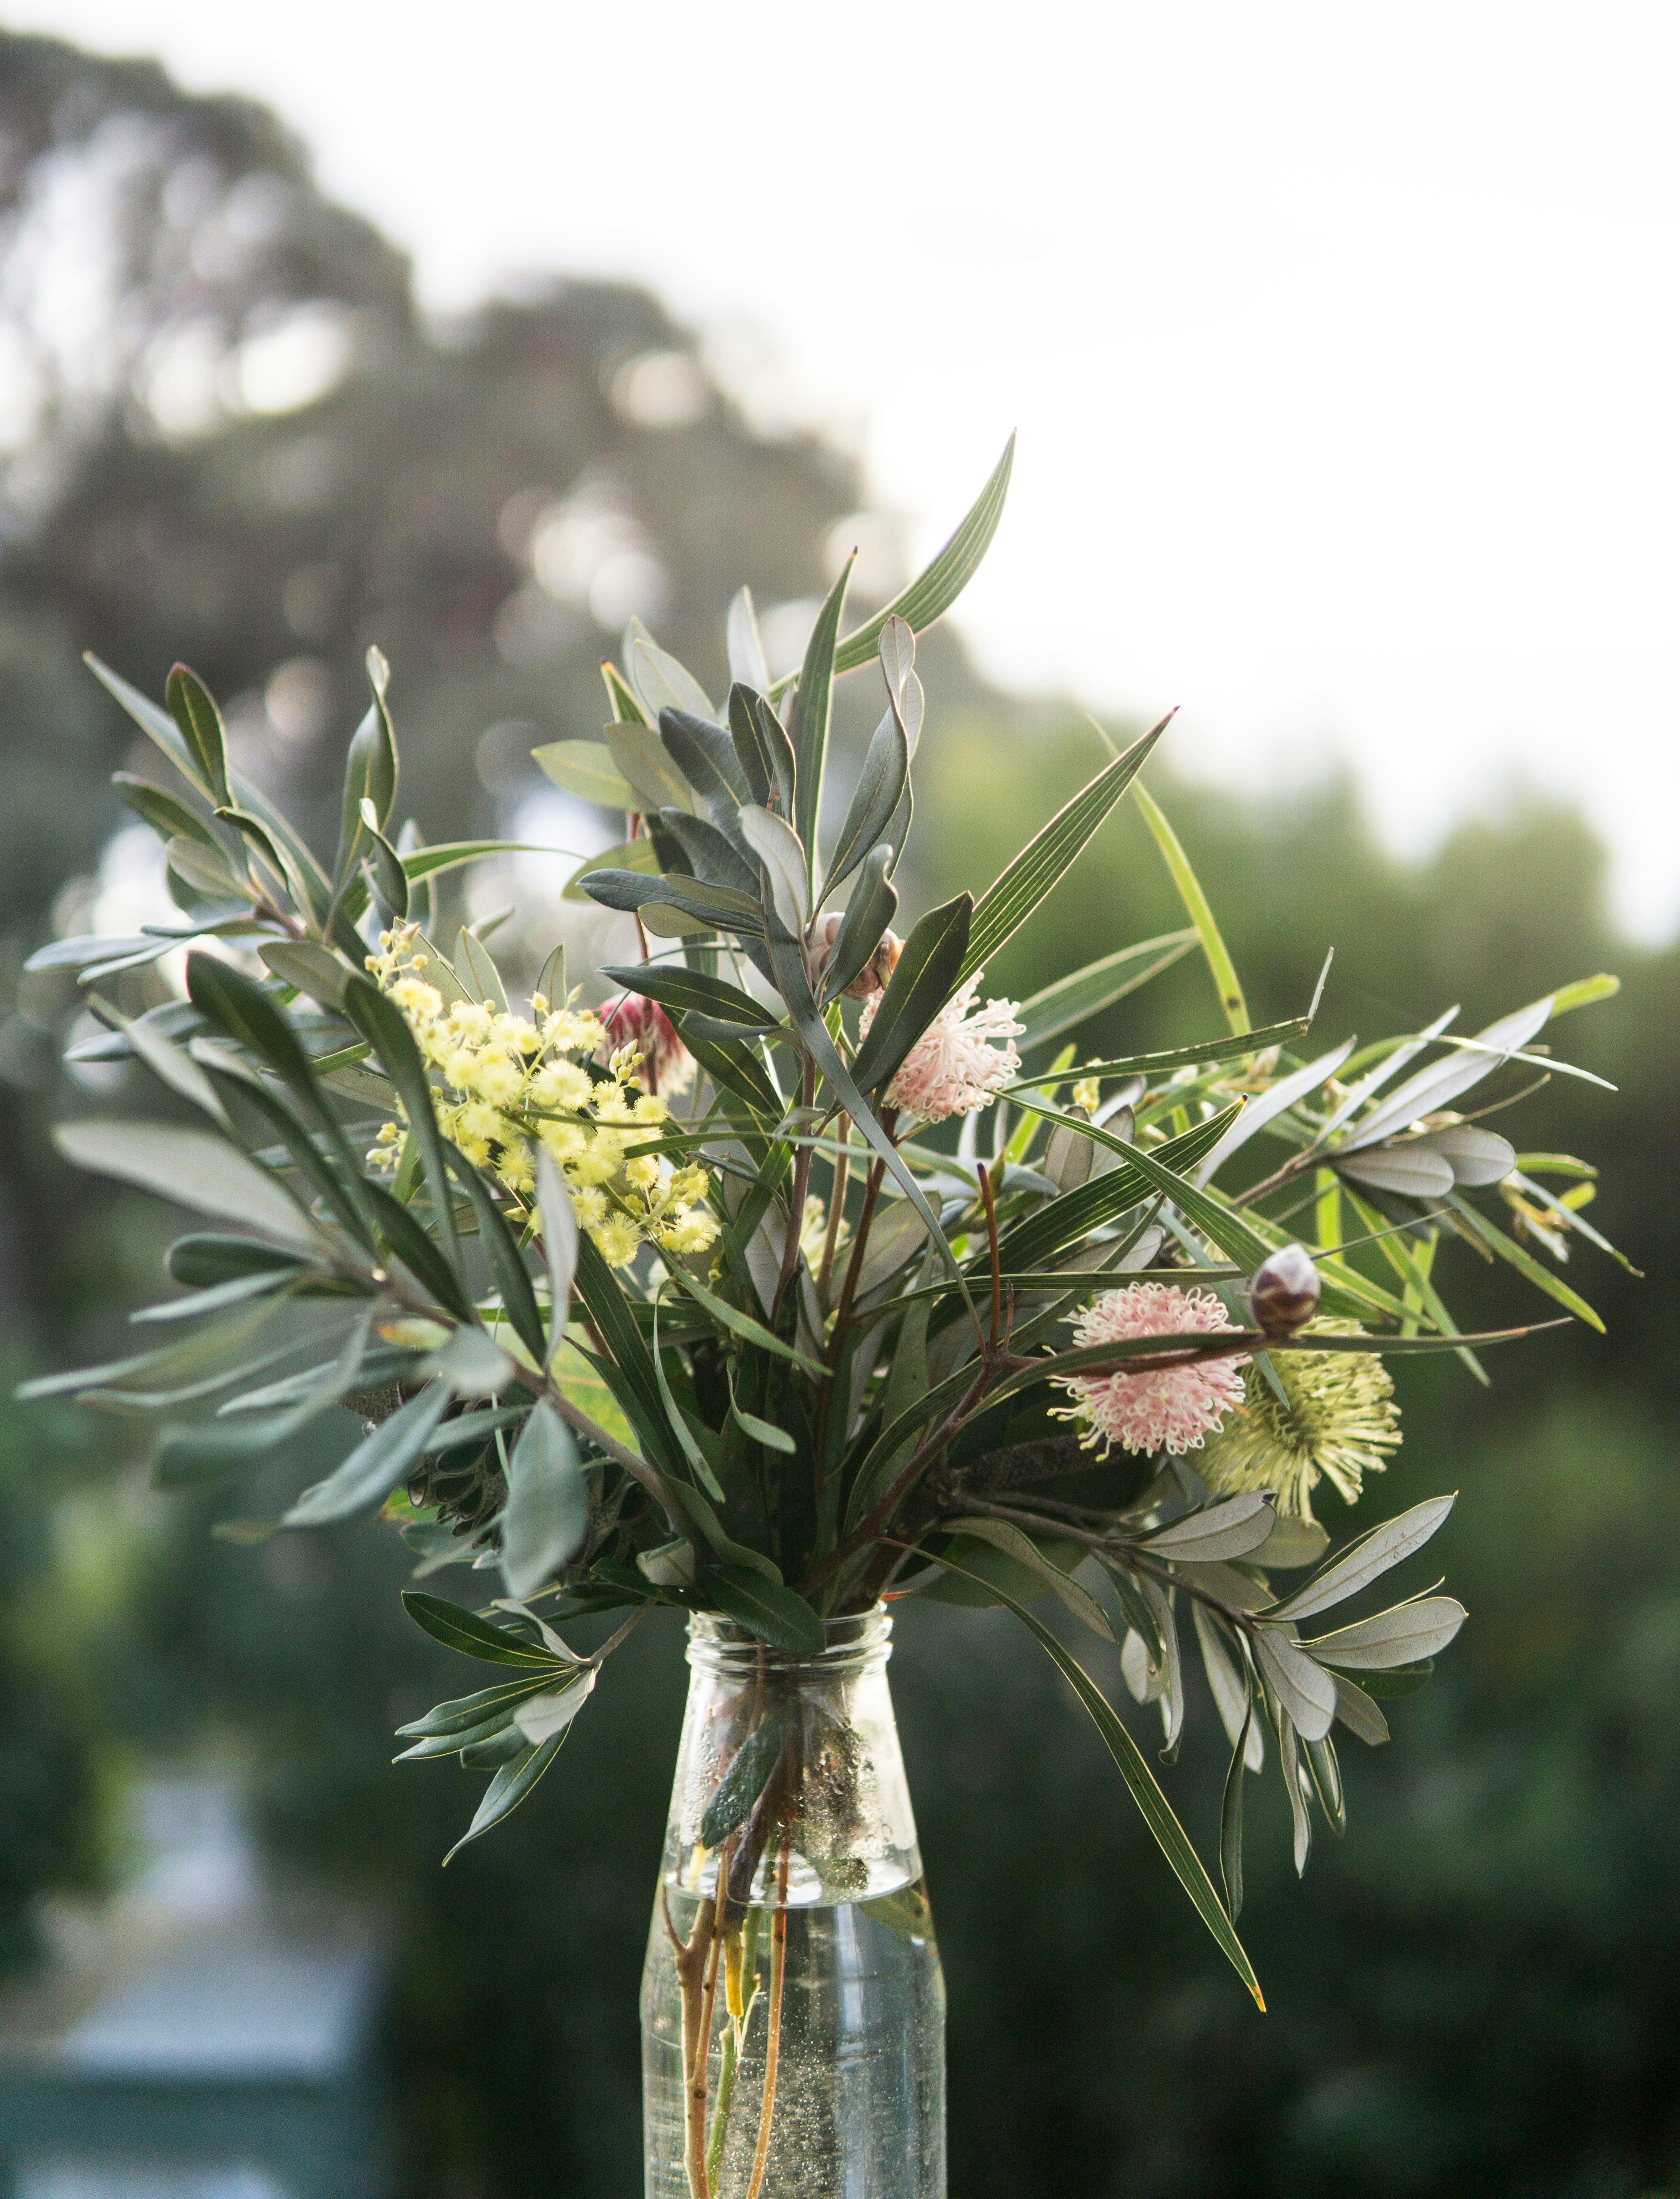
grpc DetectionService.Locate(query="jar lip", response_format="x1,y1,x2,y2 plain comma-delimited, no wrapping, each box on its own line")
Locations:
686,1603,891,1669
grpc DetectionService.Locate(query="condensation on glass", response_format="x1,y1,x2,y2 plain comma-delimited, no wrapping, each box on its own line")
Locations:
642,1607,945,2198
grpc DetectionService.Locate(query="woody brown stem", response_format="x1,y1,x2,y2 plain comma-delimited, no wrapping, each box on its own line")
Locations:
664,1882,718,2199
816,1116,851,1296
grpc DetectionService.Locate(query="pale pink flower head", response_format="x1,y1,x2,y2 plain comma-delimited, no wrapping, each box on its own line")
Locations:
861,974,1022,1121
599,993,695,1097
1053,1281,1250,1456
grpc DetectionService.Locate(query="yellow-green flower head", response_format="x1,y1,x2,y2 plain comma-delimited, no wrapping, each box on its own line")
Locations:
1197,1317,1401,1519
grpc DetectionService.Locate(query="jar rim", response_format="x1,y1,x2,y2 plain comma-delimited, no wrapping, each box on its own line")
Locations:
686,1603,891,1671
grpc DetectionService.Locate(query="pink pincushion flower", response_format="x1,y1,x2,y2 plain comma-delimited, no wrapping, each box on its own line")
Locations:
1053,1282,1249,1456
861,975,1022,1121
600,994,695,1097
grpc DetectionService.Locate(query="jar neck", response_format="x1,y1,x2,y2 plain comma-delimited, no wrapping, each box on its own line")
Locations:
686,1604,891,1680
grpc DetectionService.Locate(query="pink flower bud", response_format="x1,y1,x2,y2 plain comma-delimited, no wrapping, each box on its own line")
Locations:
812,913,903,1000
1248,1243,1322,1335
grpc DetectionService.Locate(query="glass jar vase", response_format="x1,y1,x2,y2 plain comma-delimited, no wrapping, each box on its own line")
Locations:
641,1606,945,2198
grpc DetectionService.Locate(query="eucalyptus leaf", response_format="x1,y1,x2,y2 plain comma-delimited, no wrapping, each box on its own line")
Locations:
699,1714,786,1849
925,1546,1263,2008
825,708,908,900
1253,1627,1337,1743
1333,1144,1457,1199
627,622,715,724
788,554,852,869
1339,995,1555,1151
737,804,809,937
1271,1495,1455,1622
1304,1596,1467,1668
820,846,899,1005
725,587,772,695
532,740,637,810
53,1120,320,1248
605,722,695,813
166,663,230,806
1144,1494,1276,1562
537,1151,579,1356
1193,1603,1265,1771
1196,1037,1356,1184
705,1569,826,1656
1331,1672,1391,1746
258,939,352,1010
943,1517,1114,1639
283,1382,452,1527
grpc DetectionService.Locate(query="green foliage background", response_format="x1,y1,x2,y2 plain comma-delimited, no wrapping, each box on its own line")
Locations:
0,28,1673,2196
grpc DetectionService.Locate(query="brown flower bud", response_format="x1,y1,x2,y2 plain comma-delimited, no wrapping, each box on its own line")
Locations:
1248,1242,1321,1335
811,913,903,1000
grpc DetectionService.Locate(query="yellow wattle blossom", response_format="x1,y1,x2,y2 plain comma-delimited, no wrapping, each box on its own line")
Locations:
365,923,719,1270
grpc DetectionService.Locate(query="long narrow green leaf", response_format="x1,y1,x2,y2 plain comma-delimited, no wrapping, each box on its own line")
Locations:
402,839,571,884
850,892,972,1095
404,1589,566,1666
1132,782,1250,1034
959,717,1170,986
994,1105,1240,1273
1013,932,1197,1051
446,1146,546,1362
166,664,231,807
52,1118,320,1249
363,1182,474,1323
1445,1192,1605,1332
824,706,908,900
571,1234,686,1480
648,1292,725,1501
1005,1013,1318,1091
581,868,764,937
1221,1689,1253,1919
666,1263,824,1374
762,927,977,1322
186,955,322,1112
788,555,853,872
599,960,779,1037
707,1567,826,1656
114,771,222,854
683,1028,783,1118
829,435,1016,677
284,1382,452,1527
820,846,899,1005
341,976,461,1279
442,1726,573,1863
1012,1096,1275,1272
85,652,205,794
202,1064,373,1253
921,1546,1263,2007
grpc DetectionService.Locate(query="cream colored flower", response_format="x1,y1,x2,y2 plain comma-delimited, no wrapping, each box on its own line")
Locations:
1198,1318,1401,1518
861,975,1022,1121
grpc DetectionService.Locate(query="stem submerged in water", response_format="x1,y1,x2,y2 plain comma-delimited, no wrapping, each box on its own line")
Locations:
745,1836,792,2199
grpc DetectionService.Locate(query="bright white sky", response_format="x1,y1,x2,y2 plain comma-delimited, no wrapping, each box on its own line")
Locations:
13,0,1680,937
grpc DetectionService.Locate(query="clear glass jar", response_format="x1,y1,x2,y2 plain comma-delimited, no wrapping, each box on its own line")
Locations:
641,1606,945,2199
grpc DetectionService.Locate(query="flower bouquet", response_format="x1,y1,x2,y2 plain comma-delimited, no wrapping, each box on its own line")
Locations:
27,442,1623,2197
